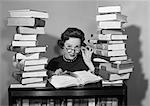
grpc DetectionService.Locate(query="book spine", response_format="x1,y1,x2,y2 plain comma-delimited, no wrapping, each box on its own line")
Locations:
95,43,126,50
98,6,121,14
101,29,123,35
111,62,134,69
98,34,111,40
21,77,44,84
22,71,47,78
15,53,40,60
14,34,37,41
23,64,45,71
94,49,126,57
9,11,49,19
11,41,38,47
96,13,127,22
16,26,45,34
98,21,122,29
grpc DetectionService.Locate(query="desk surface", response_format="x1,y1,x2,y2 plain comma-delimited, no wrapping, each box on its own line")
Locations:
8,82,127,97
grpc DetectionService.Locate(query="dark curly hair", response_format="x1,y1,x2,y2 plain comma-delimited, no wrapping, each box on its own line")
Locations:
57,27,86,49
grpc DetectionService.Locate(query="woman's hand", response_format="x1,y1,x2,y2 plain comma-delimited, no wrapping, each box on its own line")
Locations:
81,46,95,73
81,46,93,63
55,68,63,75
47,68,64,78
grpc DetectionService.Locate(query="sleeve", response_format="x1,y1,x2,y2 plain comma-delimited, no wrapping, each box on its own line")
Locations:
45,58,59,78
80,55,90,71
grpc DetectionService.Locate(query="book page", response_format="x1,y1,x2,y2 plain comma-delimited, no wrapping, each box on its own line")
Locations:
49,75,80,89
73,70,102,85
49,70,102,88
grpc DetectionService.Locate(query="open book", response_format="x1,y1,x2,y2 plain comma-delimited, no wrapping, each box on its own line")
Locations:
48,70,102,89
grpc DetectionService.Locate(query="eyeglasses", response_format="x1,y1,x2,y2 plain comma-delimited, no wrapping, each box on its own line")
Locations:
64,46,81,53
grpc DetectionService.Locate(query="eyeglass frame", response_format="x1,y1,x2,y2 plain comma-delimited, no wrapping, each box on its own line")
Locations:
64,45,81,53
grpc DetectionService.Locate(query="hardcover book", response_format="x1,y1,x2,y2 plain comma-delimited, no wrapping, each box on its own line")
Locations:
98,40,124,44
102,80,123,86
16,77,46,84
22,78,45,84
100,29,124,35
15,57,48,67
98,21,125,29
19,64,45,72
95,69,130,81
9,9,49,19
99,62,133,74
91,34,128,41
94,49,126,57
111,59,134,69
93,43,126,50
93,55,128,62
14,52,40,60
7,45,48,54
49,70,102,89
88,39,124,44
11,40,37,47
16,26,45,34
98,6,121,14
13,70,47,78
13,34,37,41
8,17,45,27
96,13,127,22
10,82,46,88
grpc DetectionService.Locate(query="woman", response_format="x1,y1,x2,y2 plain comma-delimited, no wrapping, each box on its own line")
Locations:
46,27,95,77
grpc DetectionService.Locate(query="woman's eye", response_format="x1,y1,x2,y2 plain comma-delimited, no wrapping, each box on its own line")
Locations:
66,46,71,48
75,46,80,48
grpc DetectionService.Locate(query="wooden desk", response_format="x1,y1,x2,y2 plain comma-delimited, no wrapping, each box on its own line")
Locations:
8,82,127,106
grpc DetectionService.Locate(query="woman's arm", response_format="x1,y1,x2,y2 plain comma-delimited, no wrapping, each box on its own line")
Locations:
46,58,66,77
81,46,95,73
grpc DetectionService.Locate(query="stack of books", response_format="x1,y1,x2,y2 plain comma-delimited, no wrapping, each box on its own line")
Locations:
88,6,134,86
7,9,49,88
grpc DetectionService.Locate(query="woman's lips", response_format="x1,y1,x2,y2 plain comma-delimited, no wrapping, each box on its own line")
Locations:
69,53,76,57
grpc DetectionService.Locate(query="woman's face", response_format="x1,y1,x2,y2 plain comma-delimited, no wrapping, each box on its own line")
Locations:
63,37,81,59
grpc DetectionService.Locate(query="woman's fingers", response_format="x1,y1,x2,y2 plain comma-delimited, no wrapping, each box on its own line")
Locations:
81,46,86,52
81,46,93,53
81,46,93,58
86,46,93,52
55,68,63,75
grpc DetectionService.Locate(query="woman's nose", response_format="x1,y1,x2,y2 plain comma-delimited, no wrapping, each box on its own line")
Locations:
68,49,76,53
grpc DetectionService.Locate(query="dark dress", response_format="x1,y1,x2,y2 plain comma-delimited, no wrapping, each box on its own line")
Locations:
45,54,89,77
